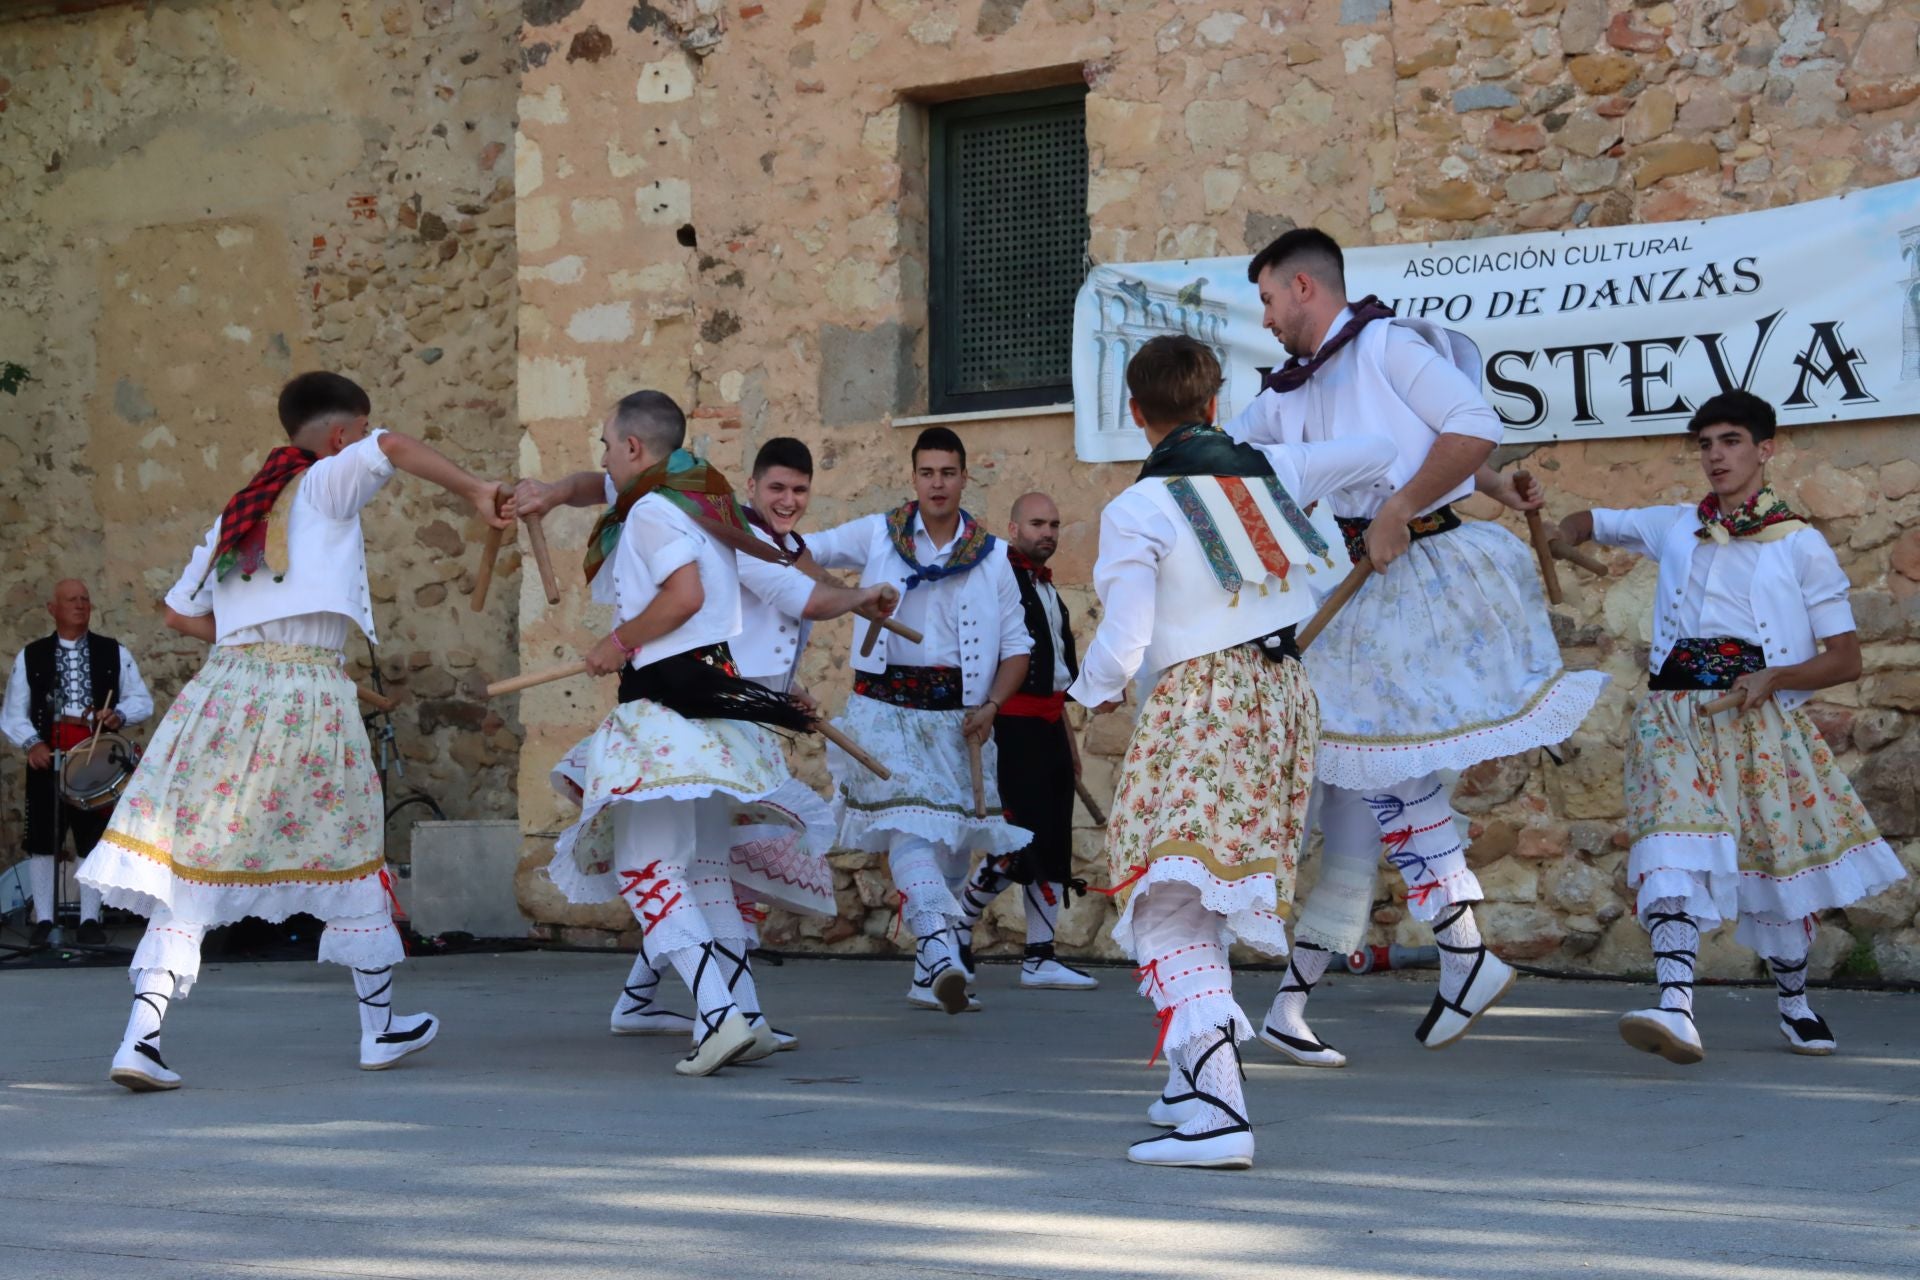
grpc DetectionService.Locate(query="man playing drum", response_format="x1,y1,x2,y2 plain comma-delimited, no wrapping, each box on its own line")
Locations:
2,579,154,947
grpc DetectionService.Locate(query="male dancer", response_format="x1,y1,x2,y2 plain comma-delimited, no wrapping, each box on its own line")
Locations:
953,491,1098,991
2,578,154,946
1554,391,1904,1063
79,371,508,1091
1226,228,1608,1060
554,435,895,1043
514,393,834,1075
807,427,1033,1014
1072,335,1393,1168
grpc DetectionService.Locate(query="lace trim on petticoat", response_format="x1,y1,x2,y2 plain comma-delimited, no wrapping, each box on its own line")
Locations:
1110,856,1292,965
1629,835,1908,932
316,917,407,970
832,802,1034,860
1315,668,1608,792
79,838,387,927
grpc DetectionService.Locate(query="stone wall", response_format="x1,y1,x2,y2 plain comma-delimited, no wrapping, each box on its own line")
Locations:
512,0,1920,981
0,0,524,862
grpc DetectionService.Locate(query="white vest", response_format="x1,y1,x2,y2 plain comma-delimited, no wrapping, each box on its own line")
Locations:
210,480,378,644
846,520,1014,707
1131,475,1324,677
734,527,813,692
1646,517,1829,712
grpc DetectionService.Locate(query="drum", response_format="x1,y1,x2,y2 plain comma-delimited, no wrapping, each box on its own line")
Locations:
60,732,141,811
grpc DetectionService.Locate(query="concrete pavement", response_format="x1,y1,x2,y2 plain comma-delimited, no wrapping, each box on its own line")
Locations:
3,952,1918,1279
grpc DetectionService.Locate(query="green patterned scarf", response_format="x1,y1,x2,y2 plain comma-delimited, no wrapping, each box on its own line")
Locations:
584,450,759,585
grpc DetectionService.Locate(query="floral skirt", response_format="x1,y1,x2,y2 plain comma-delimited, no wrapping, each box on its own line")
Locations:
78,644,386,927
826,692,1032,860
1306,521,1608,791
1624,691,1906,951
549,700,836,915
1107,645,1318,961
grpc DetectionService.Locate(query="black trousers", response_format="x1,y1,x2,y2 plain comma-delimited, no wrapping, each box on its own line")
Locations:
23,764,112,861
992,714,1075,886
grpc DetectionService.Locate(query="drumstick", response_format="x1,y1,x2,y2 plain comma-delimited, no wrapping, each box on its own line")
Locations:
79,691,115,765
356,685,399,713
1550,538,1609,577
525,515,562,605
816,720,890,780
1074,778,1108,826
1296,561,1373,652
486,660,590,698
967,732,986,818
1515,470,1563,606
471,487,510,612
1700,690,1746,717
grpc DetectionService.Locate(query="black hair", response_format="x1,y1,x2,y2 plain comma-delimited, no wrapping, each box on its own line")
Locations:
912,425,966,469
277,371,371,437
752,436,814,478
611,389,688,455
1687,390,1776,443
1246,226,1346,287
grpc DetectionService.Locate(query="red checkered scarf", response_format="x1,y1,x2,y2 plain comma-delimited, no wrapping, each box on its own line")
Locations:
204,446,317,585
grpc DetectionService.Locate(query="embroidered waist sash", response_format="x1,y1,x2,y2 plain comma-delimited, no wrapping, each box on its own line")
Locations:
1334,504,1461,564
1649,636,1766,691
854,664,963,711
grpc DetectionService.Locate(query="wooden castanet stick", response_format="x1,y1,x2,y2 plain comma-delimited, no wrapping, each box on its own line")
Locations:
1515,470,1564,606
357,685,399,713
855,607,923,646
1297,561,1374,652
967,734,986,818
524,515,562,605
1700,690,1746,717
470,493,509,612
859,615,885,658
487,660,589,698
1074,778,1108,826
816,720,891,780
1550,539,1609,577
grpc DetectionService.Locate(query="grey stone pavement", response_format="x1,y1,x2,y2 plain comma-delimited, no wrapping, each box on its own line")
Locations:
3,952,1918,1280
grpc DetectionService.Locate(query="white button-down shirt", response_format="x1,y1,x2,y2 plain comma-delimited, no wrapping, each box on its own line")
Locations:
592,478,744,668
1032,577,1071,690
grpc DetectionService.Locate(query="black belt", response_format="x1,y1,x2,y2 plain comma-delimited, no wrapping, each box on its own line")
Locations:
1335,504,1461,563
1649,636,1766,691
619,642,813,731
1249,625,1300,664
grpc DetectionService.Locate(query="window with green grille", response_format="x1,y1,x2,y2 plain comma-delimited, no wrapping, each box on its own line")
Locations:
928,85,1089,415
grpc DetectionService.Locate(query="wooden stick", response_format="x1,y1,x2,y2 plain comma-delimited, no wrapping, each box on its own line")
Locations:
471,505,509,613
859,615,884,658
1550,538,1609,577
356,685,399,713
1297,561,1373,652
1515,470,1563,606
816,720,891,780
1074,778,1108,826
486,660,590,698
854,606,923,645
525,515,562,605
1700,690,1745,717
79,690,115,765
967,733,986,818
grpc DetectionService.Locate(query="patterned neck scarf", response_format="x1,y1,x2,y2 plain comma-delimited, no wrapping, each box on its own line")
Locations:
585,450,760,585
1259,296,1396,394
205,446,318,585
744,506,807,561
1695,485,1808,544
886,501,996,591
1007,546,1052,584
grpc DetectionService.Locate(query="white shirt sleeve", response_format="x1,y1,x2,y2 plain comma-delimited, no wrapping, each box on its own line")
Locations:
1221,391,1287,446
303,429,398,520
738,551,820,622
1068,492,1174,708
1382,326,1504,445
116,645,155,727
164,523,222,617
1792,531,1858,640
990,553,1034,661
804,514,878,571
621,501,703,588
1590,505,1688,560
1256,435,1398,511
1,651,35,749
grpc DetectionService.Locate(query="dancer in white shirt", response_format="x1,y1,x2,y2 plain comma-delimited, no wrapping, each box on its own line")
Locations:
1554,391,1904,1063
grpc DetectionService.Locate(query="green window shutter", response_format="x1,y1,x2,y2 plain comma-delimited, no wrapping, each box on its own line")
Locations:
929,85,1089,415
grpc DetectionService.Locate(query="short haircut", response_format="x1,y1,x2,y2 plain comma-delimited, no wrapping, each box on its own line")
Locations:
610,389,687,456
1127,335,1223,428
1246,226,1346,289
912,425,966,469
752,436,814,478
278,371,371,436
1687,390,1776,442
1010,491,1055,523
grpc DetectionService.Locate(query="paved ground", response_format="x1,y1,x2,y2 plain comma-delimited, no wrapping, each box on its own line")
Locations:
2,951,1918,1280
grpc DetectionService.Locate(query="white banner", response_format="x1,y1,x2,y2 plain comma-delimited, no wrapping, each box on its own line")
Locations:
1073,177,1920,463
